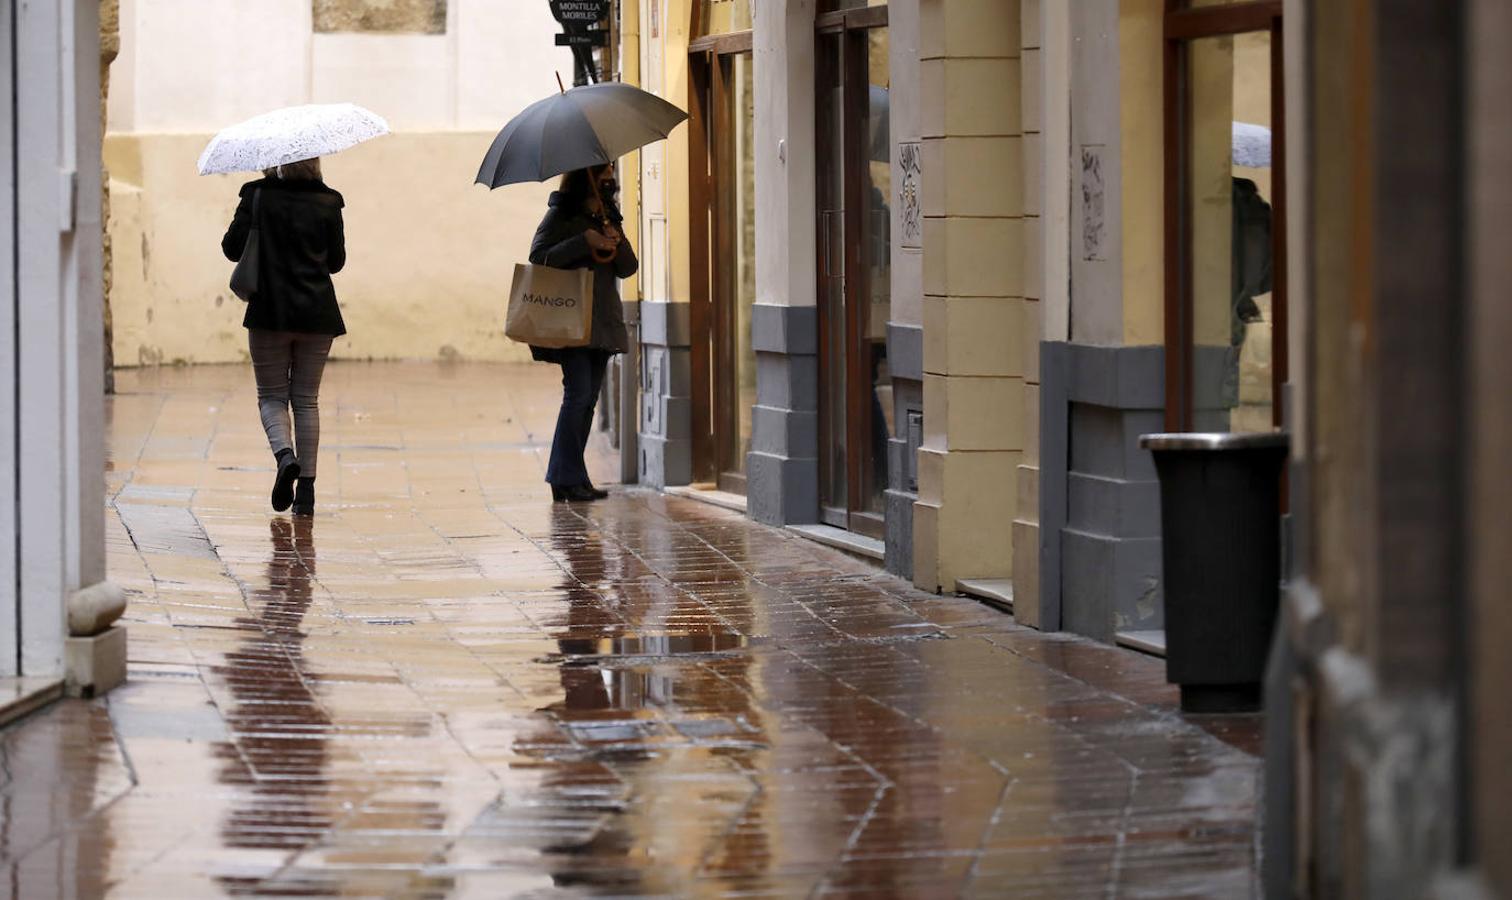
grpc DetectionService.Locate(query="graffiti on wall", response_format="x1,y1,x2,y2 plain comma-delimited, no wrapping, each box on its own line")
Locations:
898,141,922,250
1081,144,1107,262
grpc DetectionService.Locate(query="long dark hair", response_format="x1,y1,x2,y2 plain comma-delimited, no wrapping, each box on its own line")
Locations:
558,165,621,223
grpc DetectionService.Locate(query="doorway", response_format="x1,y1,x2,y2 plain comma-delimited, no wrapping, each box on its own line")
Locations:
815,5,890,538
689,30,756,495
1164,1,1287,433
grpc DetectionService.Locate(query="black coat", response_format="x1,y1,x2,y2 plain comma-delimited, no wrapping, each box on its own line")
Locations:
528,191,637,359
221,177,348,336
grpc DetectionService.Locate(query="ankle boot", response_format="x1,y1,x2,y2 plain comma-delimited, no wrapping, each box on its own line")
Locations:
271,450,301,512
292,477,316,516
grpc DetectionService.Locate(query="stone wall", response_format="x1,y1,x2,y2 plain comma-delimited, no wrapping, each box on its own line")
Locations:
106,132,551,366
100,0,119,391
1263,1,1490,895
107,0,571,365
313,0,447,34
912,0,1026,593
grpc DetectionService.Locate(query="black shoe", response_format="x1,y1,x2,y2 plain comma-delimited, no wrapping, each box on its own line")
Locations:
272,453,301,512
551,484,598,503
292,478,315,517
584,482,609,500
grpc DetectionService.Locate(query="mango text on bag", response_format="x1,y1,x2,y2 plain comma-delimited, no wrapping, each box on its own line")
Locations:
521,293,579,308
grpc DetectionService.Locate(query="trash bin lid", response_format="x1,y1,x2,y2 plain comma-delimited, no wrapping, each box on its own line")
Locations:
1138,432,1290,451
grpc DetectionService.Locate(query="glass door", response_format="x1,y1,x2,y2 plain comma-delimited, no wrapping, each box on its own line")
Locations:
816,8,890,537
711,52,758,494
1165,2,1286,433
817,30,848,524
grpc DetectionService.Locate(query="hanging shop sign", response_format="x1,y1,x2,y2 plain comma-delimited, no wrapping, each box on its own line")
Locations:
549,0,610,24
556,31,610,46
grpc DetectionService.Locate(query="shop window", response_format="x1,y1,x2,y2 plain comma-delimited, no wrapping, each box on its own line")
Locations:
1165,1,1285,432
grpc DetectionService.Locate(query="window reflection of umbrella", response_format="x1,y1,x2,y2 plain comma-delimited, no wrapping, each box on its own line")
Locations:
870,84,890,163
1232,121,1271,168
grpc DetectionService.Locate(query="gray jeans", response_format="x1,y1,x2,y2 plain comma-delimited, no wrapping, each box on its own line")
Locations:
248,329,334,478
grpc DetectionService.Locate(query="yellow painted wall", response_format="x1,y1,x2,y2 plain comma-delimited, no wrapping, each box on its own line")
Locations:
625,0,695,311
1190,36,1236,348
620,0,643,303
624,0,694,309
1118,0,1164,347
106,132,551,366
914,0,1026,593
665,1,694,307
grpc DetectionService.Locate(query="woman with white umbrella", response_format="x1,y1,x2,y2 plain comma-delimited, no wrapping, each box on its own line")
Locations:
203,103,388,517
220,157,346,516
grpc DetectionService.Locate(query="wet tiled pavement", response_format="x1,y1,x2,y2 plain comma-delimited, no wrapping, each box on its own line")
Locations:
3,363,1261,898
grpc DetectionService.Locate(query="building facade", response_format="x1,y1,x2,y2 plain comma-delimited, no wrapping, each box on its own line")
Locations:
621,0,1158,629
104,0,574,368
617,3,1511,895
1263,0,1510,895
627,0,1042,603
2,0,123,714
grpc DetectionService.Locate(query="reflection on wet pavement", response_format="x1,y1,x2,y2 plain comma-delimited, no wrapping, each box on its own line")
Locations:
1,363,1261,897
553,632,750,659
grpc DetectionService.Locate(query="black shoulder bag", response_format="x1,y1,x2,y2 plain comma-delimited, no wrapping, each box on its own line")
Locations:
229,189,262,302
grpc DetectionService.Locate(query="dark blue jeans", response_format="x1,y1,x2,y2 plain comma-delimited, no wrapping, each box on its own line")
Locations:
546,348,610,487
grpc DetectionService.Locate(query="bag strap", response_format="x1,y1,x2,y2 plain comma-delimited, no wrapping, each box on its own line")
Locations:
250,188,262,231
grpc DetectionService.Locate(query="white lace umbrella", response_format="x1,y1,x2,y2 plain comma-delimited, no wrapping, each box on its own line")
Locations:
196,103,390,176
1232,121,1272,168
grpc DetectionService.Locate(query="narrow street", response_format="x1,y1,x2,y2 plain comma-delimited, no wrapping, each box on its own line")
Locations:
3,363,1259,898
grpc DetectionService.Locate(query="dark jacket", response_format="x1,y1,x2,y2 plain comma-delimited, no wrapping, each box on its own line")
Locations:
527,191,637,359
1230,176,1273,344
221,177,348,336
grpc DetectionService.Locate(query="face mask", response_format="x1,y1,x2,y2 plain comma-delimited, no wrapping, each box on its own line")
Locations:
600,179,619,196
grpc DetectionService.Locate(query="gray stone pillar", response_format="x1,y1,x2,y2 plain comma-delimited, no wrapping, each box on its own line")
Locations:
1041,342,1164,642
637,300,692,488
747,304,819,526
747,0,820,526
885,324,923,577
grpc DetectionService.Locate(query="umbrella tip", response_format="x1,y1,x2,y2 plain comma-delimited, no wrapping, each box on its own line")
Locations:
556,72,566,94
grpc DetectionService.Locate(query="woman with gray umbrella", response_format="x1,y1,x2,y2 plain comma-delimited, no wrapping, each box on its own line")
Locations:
528,164,637,502
475,81,686,503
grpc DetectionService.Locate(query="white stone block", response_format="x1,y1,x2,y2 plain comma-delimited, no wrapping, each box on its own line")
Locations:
65,627,127,699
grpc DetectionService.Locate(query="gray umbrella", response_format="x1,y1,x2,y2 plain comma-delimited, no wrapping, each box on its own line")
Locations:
475,82,688,188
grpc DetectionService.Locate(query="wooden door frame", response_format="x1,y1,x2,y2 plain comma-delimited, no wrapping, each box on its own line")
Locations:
815,7,888,539
815,28,847,527
688,31,755,490
1162,0,1287,431
688,51,714,483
